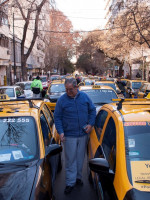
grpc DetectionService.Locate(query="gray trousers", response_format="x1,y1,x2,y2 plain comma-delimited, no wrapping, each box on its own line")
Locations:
64,135,88,186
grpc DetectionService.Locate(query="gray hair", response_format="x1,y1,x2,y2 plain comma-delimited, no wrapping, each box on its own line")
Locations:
65,78,77,87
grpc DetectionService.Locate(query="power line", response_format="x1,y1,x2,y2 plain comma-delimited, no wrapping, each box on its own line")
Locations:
9,18,150,34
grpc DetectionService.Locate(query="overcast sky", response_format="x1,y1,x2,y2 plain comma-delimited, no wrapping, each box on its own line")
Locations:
55,0,106,31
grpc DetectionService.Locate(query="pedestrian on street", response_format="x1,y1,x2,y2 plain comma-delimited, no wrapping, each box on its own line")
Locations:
54,78,96,195
31,76,43,98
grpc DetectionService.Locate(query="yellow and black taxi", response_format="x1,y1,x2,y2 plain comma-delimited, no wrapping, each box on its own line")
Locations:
88,98,150,200
79,85,118,112
137,82,150,98
0,96,62,200
125,79,147,98
46,80,65,102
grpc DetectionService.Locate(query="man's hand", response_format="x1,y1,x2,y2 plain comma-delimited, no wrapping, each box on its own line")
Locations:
60,133,65,142
84,125,92,134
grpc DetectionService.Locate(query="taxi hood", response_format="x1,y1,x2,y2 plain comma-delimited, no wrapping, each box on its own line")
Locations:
0,164,37,200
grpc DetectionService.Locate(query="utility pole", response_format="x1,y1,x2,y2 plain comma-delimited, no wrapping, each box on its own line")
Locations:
13,13,16,83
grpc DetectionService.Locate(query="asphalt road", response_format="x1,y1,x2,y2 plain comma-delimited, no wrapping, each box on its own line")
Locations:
53,147,98,200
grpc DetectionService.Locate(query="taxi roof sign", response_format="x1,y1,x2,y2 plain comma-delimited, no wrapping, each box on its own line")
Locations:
92,85,101,89
0,94,10,101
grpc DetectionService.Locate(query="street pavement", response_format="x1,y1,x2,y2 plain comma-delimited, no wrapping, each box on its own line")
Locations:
53,146,98,200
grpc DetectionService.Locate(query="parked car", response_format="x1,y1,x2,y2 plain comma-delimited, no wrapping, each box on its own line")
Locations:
47,80,65,102
88,98,150,200
0,86,25,99
0,97,62,199
15,81,33,98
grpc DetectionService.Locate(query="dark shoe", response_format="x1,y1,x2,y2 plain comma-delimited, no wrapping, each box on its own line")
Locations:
64,186,74,194
76,179,83,186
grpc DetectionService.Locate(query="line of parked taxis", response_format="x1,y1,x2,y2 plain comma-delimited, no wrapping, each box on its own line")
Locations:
1,76,150,200
0,94,62,200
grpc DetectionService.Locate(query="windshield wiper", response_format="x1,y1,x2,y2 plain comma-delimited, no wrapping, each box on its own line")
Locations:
0,162,32,168
135,180,150,184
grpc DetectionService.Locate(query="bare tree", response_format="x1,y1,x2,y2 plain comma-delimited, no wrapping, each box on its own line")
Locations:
9,0,55,81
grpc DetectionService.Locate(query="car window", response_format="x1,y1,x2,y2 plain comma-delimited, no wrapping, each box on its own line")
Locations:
24,83,31,90
0,116,38,163
49,84,65,93
40,112,50,146
140,84,147,92
15,88,22,96
126,81,130,88
0,88,15,97
40,77,47,82
95,110,108,140
102,117,116,171
82,89,118,104
42,104,54,129
132,82,142,89
124,122,150,184
147,84,150,90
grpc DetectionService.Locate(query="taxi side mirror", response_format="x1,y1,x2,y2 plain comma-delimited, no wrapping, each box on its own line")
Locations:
89,158,109,174
45,143,62,157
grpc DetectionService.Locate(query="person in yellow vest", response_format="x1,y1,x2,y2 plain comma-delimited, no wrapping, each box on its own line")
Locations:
31,76,43,98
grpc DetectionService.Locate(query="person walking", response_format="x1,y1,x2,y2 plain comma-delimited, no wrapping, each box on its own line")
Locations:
54,78,96,194
31,76,43,98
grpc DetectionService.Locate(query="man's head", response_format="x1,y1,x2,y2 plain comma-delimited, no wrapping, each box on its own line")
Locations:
65,78,78,98
36,76,40,80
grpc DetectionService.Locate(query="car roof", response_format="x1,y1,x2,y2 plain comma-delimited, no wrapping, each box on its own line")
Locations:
0,99,43,117
51,80,65,84
95,80,114,83
0,86,20,89
129,79,147,82
101,99,150,122
79,85,117,91
16,81,32,84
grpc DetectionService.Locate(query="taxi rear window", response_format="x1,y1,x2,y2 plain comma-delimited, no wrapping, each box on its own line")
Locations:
81,89,118,104
132,82,142,89
0,116,38,163
50,84,65,93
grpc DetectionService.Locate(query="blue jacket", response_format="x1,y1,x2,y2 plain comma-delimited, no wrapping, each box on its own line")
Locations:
54,91,96,137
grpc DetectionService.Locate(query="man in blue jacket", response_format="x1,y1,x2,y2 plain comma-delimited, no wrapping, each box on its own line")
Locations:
54,78,96,194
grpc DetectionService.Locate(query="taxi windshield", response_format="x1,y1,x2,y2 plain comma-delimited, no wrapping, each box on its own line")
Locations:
0,117,38,163
0,88,15,97
95,83,116,91
124,122,150,184
81,89,117,104
132,82,142,89
50,84,65,93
